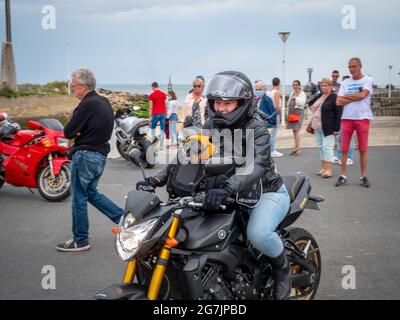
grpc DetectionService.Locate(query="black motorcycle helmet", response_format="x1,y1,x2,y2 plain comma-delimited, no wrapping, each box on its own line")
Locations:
205,71,255,128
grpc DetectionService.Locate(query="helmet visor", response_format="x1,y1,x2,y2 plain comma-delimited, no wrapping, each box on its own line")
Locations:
204,74,252,100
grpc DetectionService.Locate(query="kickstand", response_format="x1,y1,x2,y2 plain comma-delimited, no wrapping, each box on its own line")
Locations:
27,188,34,195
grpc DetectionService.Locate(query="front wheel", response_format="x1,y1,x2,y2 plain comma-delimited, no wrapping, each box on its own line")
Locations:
37,163,71,202
284,227,321,300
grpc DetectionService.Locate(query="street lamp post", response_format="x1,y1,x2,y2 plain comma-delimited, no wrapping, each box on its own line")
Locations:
278,32,290,126
66,42,71,95
388,65,393,99
307,68,313,84
398,72,400,90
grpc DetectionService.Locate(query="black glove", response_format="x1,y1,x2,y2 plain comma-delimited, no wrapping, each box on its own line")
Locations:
203,184,233,211
136,177,160,191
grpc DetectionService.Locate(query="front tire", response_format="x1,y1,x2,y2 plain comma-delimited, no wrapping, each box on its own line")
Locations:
37,163,71,202
284,227,321,300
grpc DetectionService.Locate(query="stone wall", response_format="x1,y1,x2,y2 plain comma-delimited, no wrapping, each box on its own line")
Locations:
372,90,400,116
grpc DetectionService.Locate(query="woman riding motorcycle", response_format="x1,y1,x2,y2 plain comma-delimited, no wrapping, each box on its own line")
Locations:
137,71,291,300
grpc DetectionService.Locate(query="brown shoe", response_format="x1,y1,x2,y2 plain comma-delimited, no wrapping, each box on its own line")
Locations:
289,150,301,156
321,173,333,178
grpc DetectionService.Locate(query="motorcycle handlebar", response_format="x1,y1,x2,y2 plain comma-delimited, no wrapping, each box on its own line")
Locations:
187,195,235,211
188,201,228,211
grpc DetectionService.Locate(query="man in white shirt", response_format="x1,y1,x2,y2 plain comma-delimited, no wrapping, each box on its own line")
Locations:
335,57,373,188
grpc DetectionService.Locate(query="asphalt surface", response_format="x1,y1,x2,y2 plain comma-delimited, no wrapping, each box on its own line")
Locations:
1,146,399,300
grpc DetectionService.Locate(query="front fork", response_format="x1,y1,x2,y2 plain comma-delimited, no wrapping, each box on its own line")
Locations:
121,213,181,300
48,153,55,179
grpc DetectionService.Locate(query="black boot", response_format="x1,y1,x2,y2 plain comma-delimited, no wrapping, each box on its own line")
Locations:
270,251,291,300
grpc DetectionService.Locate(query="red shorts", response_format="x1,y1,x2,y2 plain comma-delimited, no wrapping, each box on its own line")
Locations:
341,119,370,153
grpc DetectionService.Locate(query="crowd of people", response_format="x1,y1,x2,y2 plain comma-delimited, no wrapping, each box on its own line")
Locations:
1,58,373,273
146,57,372,191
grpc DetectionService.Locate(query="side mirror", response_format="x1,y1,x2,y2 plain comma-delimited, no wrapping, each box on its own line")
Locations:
27,120,43,130
128,148,145,168
132,105,141,111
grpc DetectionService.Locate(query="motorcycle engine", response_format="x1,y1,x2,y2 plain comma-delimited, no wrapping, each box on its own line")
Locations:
0,153,6,184
201,265,258,300
201,265,233,300
232,272,258,300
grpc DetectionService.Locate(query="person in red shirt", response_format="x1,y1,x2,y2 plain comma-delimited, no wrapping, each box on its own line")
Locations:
148,82,167,150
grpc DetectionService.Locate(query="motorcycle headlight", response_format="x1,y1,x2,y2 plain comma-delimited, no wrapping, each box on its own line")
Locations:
57,137,70,148
122,212,136,229
116,217,158,261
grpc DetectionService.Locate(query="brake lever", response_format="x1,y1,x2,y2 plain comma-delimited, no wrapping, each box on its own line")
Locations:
137,185,155,193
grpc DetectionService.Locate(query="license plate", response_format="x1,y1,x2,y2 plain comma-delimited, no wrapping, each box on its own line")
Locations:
138,126,150,135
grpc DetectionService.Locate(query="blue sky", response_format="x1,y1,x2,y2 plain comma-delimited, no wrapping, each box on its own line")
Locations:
7,0,400,85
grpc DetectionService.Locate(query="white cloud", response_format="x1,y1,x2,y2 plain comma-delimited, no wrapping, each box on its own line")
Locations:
13,0,400,84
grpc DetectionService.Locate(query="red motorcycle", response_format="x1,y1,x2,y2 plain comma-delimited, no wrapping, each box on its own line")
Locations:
0,118,71,202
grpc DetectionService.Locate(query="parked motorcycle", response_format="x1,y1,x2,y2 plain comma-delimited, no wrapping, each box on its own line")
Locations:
96,147,324,300
0,118,71,202
114,106,158,168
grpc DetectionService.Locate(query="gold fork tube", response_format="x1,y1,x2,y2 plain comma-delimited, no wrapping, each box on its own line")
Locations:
123,259,137,284
147,215,180,300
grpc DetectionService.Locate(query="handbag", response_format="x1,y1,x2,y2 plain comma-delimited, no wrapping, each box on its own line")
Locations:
306,121,315,134
287,113,300,122
165,118,170,140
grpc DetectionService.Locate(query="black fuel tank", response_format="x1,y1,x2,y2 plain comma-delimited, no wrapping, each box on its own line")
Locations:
181,213,235,251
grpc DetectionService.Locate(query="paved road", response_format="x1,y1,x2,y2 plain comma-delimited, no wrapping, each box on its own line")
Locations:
1,146,399,300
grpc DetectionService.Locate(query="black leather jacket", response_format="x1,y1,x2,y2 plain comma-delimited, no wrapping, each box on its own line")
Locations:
204,110,282,194
153,109,283,195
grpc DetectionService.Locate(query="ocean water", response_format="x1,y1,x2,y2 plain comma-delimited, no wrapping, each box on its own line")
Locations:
98,84,192,106
98,84,297,106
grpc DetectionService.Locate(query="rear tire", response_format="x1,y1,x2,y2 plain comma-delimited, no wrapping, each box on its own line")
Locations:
116,140,130,161
37,163,71,202
284,227,321,300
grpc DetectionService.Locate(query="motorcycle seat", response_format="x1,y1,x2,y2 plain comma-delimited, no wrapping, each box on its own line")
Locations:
0,135,14,144
282,174,305,203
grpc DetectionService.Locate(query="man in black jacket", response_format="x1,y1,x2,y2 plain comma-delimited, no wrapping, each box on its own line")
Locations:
137,71,292,300
57,69,123,252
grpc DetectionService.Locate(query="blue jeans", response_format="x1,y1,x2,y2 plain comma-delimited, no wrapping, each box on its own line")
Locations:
246,184,290,258
336,132,354,160
151,113,166,148
168,113,179,145
71,151,123,243
270,114,280,152
314,130,335,162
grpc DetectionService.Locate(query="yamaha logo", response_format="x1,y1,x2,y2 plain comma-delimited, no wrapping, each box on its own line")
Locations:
218,230,226,240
